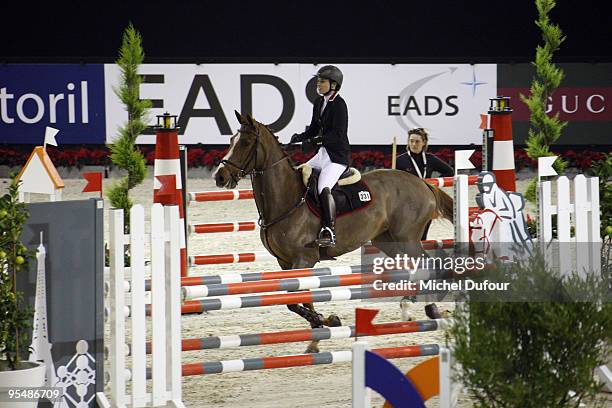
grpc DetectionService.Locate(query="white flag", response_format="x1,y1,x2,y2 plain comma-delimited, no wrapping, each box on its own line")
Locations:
538,156,558,178
455,150,476,172
44,127,59,147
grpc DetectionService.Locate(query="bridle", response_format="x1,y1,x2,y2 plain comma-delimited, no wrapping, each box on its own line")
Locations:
220,124,309,230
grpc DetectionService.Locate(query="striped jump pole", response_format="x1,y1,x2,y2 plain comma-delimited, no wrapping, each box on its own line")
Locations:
182,270,384,300
157,285,439,315
181,268,461,300
181,344,440,376
189,250,275,266
144,319,450,353
188,189,254,203
189,220,259,234
426,174,478,187
117,265,371,293
130,285,434,317
178,264,369,286
138,344,441,377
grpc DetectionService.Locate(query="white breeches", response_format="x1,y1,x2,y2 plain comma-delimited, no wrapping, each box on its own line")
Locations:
306,147,347,194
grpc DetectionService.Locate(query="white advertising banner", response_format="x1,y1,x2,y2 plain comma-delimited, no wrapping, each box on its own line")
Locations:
104,63,496,145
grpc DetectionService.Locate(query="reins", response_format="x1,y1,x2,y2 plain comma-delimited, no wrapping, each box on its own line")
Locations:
225,125,309,231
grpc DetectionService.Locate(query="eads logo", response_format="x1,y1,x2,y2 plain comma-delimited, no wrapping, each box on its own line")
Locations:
387,66,488,131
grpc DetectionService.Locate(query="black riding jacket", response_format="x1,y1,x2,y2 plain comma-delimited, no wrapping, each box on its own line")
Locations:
396,151,453,178
295,93,351,165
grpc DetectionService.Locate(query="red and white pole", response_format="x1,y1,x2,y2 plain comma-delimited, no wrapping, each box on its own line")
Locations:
489,96,516,192
153,113,187,277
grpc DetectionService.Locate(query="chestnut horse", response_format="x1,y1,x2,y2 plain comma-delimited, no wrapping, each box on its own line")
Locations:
214,111,453,353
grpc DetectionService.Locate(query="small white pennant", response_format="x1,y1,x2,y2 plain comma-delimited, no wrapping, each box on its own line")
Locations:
44,126,60,148
538,156,558,178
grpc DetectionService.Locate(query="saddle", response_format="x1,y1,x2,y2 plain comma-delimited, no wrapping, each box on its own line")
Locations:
296,164,374,218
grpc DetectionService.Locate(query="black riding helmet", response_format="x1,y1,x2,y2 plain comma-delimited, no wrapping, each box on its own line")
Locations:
315,65,343,90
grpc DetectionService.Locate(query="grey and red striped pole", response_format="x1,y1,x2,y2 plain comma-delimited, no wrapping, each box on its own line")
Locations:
137,319,450,353
489,96,516,192
137,344,441,377
180,344,440,376
153,113,187,277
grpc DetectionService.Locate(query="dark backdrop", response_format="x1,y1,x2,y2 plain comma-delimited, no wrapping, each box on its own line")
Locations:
2,1,611,63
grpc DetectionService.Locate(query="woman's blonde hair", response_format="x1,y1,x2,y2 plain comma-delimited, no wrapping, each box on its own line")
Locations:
407,128,429,150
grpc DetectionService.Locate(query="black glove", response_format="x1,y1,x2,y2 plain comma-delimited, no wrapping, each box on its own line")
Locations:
290,133,303,144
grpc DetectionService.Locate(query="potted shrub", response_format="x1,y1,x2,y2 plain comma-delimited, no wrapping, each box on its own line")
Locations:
0,175,45,407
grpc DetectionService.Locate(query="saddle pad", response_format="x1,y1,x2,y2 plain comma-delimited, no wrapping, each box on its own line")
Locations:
305,177,374,218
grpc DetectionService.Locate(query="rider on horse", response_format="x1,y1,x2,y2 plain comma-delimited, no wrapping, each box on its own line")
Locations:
290,65,350,248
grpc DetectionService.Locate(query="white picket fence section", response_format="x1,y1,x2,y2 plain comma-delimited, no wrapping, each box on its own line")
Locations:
97,204,184,408
538,174,601,276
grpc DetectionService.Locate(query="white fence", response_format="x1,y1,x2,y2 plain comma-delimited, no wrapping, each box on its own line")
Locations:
538,174,601,276
98,204,184,408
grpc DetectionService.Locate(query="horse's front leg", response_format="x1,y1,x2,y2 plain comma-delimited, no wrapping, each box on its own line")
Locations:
279,256,341,353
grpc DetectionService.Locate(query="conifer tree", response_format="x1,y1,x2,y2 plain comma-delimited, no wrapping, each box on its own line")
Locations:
107,23,150,224
520,0,567,201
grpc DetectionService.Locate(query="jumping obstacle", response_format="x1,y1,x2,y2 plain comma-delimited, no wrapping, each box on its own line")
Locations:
152,284,436,315
104,173,472,405
143,319,450,353
131,344,441,379
180,266,472,300
181,344,441,376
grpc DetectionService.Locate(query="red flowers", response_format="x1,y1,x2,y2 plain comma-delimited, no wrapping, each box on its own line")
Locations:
0,145,606,172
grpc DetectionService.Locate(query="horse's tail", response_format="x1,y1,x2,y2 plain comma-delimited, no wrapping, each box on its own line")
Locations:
428,184,454,223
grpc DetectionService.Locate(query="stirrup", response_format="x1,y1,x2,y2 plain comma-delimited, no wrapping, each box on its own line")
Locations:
315,226,336,247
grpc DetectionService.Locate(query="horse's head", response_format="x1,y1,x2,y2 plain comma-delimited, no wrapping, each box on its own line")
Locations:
214,110,281,188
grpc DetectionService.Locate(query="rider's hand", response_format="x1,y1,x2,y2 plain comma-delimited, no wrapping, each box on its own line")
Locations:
290,133,303,144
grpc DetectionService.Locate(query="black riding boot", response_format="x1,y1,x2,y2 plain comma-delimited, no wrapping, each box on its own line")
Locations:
316,187,337,247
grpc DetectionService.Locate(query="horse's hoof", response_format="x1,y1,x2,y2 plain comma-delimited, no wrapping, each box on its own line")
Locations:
305,344,320,354
324,314,342,327
425,303,442,319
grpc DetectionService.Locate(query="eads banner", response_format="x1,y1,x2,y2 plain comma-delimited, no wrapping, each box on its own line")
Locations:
103,64,495,146
0,63,609,145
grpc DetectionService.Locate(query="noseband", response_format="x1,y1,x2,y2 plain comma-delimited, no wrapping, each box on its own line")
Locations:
219,124,309,231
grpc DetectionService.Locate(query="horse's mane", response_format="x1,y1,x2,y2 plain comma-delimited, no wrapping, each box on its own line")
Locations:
254,121,297,168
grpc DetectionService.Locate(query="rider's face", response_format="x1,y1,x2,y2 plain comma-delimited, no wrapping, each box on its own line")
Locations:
408,134,425,154
316,78,331,95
